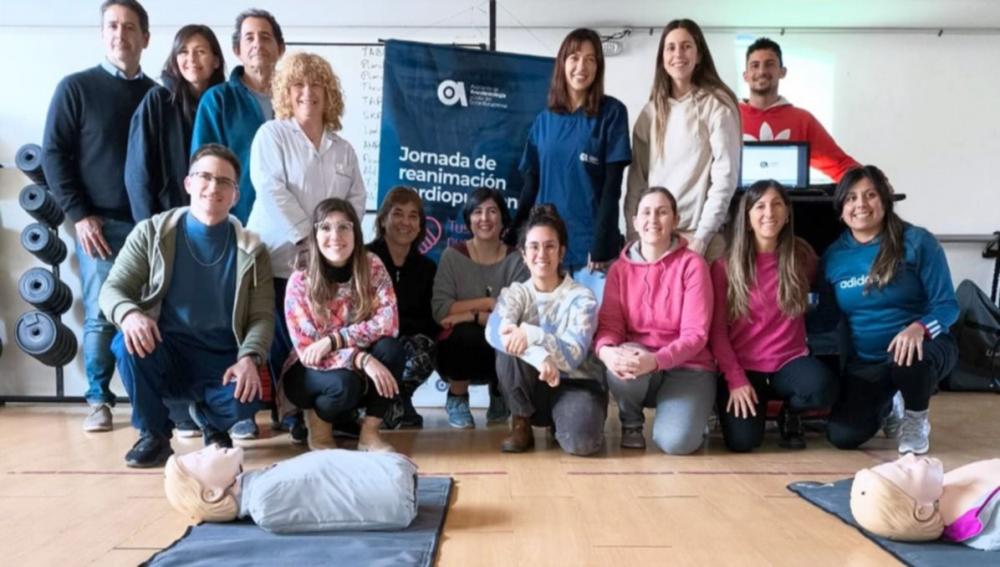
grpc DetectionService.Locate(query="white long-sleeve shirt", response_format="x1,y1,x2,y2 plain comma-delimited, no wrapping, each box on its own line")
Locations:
626,88,741,243
247,118,366,278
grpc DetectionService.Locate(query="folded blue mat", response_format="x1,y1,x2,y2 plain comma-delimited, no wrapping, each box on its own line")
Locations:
788,478,996,567
145,476,453,567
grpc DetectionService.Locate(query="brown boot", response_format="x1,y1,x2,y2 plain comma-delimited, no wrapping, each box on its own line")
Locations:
304,409,337,450
500,416,534,453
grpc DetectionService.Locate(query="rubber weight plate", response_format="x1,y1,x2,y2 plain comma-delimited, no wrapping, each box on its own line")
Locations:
21,223,67,265
15,143,46,185
18,184,65,227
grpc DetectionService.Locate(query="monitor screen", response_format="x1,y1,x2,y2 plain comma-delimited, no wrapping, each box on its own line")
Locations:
740,142,810,189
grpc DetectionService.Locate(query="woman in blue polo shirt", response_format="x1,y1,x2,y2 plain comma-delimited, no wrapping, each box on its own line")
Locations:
823,165,958,455
511,28,631,301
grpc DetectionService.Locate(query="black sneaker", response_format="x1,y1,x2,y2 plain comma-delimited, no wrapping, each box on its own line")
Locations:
125,432,173,468
398,397,424,429
289,418,308,445
621,426,646,449
380,399,405,430
778,409,807,450
204,428,233,448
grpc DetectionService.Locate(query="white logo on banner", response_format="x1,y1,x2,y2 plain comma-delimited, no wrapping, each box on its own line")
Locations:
437,80,468,106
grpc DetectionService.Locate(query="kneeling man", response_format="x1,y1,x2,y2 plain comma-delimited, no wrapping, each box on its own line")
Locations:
100,143,274,467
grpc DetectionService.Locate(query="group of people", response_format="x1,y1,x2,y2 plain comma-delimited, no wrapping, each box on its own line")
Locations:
41,1,959,470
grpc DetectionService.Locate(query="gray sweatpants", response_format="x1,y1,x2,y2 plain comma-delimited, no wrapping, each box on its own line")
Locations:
496,353,607,456
607,366,716,455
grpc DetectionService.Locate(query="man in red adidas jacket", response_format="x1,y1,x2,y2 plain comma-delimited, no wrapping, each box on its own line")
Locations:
740,38,860,182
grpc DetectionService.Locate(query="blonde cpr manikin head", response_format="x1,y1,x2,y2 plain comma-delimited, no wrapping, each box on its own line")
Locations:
850,454,945,541
163,446,243,522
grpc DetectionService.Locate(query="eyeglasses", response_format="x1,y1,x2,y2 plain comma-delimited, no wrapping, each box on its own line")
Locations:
524,242,559,254
188,171,238,190
315,220,354,235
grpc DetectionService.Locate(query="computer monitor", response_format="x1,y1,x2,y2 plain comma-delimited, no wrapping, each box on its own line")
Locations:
740,141,810,189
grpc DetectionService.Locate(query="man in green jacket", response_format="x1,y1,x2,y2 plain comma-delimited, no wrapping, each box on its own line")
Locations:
100,144,274,467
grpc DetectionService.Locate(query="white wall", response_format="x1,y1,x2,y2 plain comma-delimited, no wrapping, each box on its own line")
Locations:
1,17,998,397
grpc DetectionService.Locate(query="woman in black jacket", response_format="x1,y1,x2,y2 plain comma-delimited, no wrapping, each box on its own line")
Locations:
125,24,225,221
367,186,439,428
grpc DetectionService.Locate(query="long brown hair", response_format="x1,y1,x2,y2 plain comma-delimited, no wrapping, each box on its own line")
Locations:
726,180,810,321
161,25,226,123
649,19,739,157
299,198,375,323
548,28,605,116
834,165,904,290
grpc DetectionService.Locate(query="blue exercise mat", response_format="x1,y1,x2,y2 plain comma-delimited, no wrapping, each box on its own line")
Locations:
145,476,453,567
788,478,996,566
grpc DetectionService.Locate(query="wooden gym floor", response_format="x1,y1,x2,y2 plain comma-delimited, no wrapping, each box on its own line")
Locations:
0,392,997,566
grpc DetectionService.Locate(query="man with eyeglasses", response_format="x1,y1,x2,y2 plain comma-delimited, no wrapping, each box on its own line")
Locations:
99,144,275,467
41,0,156,433
740,37,860,182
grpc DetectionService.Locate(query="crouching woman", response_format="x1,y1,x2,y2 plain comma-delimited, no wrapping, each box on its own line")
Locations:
485,205,606,455
282,198,404,452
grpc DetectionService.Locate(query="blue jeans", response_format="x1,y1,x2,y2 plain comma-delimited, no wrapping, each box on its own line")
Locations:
112,333,259,437
77,217,133,405
570,265,607,306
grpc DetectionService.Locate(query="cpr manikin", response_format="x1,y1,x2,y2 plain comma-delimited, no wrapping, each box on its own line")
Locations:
164,445,418,533
850,454,1000,550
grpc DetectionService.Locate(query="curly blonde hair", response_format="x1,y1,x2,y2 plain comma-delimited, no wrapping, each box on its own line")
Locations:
272,52,344,131
164,455,240,523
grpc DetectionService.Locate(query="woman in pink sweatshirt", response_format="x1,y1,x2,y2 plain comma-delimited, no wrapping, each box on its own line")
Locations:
594,187,716,454
710,180,837,452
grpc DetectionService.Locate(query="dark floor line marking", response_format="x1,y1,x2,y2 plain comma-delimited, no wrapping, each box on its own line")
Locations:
9,470,160,476
419,471,508,476
10,470,509,478
636,495,698,499
566,470,854,476
591,544,673,549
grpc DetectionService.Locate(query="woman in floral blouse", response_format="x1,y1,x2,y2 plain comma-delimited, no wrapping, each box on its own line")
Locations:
283,198,403,452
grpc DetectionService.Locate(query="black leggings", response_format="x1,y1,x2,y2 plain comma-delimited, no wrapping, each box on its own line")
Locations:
283,337,405,423
827,333,958,449
717,355,839,453
435,322,497,385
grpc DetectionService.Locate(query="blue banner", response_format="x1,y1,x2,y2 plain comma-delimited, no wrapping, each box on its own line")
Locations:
378,40,554,259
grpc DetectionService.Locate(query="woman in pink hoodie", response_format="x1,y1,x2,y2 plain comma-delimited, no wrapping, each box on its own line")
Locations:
594,187,715,454
709,180,837,452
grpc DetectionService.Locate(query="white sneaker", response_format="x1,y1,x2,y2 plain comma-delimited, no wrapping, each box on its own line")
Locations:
882,392,905,439
83,403,113,432
898,409,931,455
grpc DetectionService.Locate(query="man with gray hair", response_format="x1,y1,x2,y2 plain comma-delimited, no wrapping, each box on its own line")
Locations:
191,8,285,439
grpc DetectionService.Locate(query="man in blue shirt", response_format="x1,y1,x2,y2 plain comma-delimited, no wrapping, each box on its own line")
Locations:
191,8,285,439
191,8,285,226
100,144,274,467
42,0,155,433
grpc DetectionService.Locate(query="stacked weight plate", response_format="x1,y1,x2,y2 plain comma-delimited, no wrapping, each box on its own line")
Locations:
15,143,78,367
